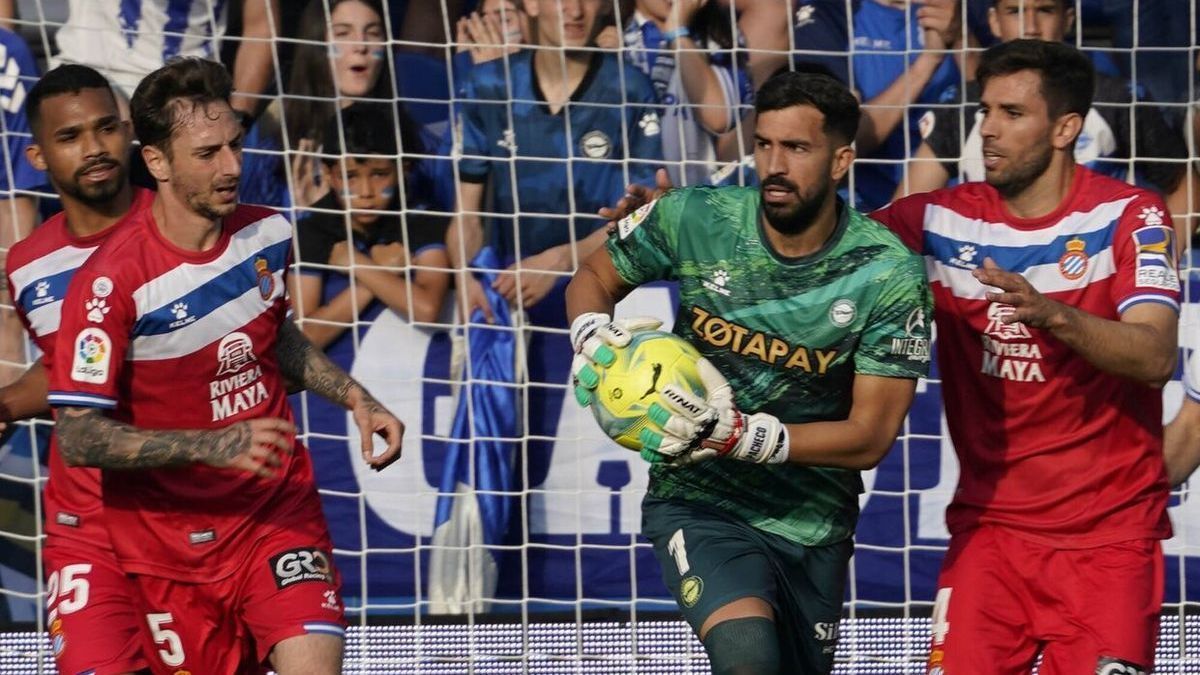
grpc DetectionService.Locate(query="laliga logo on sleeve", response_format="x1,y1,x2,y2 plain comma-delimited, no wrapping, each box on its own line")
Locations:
71,327,111,383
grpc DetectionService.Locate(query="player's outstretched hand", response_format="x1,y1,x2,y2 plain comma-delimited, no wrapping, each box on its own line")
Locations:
647,359,789,466
350,391,404,472
972,257,1066,329
207,417,296,479
597,168,674,225
569,312,662,406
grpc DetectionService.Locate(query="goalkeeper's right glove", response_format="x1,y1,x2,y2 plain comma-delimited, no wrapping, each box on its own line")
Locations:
641,358,789,466
569,311,662,406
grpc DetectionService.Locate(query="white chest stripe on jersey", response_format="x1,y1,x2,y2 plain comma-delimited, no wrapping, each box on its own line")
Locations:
127,269,284,361
8,245,95,302
130,214,290,318
924,197,1134,249
926,247,1117,300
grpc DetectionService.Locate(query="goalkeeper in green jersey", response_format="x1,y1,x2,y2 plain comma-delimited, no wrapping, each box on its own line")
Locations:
565,71,933,674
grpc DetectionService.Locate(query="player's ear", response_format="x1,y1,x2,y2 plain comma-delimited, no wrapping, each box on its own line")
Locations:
830,143,855,183
1052,111,1084,152
141,143,170,183
522,0,539,19
25,143,46,172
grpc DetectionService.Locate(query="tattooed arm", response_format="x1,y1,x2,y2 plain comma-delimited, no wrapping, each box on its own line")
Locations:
55,406,296,477
274,318,404,470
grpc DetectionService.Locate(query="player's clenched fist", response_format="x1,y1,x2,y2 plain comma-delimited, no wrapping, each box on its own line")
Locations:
204,417,296,479
645,358,790,466
569,311,662,406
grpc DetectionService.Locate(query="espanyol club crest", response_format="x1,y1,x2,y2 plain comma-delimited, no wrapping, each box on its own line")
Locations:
1057,237,1088,280
254,256,274,300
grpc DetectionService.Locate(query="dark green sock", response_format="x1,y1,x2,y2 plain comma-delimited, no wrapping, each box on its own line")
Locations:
702,617,781,675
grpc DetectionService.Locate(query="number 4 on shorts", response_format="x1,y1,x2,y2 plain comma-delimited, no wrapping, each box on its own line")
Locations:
146,612,186,667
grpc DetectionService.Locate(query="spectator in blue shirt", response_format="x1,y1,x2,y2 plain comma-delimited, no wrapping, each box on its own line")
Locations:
241,0,395,211
623,0,753,186
791,0,964,210
448,0,663,320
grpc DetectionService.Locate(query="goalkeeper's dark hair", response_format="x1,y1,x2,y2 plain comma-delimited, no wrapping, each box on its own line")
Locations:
754,70,860,146
130,57,233,154
319,102,423,163
977,39,1093,120
27,65,116,137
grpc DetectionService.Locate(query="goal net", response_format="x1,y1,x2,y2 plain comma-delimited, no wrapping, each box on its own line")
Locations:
0,0,1198,672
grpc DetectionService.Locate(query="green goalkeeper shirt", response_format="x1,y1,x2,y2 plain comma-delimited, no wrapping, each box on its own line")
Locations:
607,186,932,546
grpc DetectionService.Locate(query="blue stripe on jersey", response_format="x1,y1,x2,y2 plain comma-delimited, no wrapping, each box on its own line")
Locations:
48,391,117,409
132,238,290,337
924,223,1116,272
16,267,74,317
162,0,193,61
120,0,143,48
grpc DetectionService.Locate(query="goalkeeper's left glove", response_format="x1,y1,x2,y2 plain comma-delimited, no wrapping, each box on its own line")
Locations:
569,311,662,406
640,358,789,466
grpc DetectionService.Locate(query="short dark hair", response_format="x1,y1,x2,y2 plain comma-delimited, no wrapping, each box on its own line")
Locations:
27,65,116,136
754,71,860,146
977,39,1093,120
320,102,423,162
130,57,234,151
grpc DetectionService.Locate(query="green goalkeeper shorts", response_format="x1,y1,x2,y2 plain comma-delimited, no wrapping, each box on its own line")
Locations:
641,495,853,674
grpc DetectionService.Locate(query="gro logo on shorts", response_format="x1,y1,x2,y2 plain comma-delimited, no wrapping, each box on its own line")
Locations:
1097,657,1147,675
269,547,333,589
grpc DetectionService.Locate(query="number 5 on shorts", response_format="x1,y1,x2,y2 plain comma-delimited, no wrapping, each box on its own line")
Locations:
146,612,186,667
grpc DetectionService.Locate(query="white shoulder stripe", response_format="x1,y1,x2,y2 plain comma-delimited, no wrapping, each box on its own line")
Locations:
9,245,95,298
926,248,1116,300
924,197,1135,248
1117,293,1179,314
131,214,291,316
47,392,116,408
128,270,284,361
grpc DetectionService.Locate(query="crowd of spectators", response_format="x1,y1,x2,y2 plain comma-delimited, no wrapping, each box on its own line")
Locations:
0,0,1195,376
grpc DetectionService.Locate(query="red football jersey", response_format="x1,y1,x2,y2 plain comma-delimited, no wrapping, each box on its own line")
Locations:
48,203,324,581
5,187,154,549
873,167,1175,547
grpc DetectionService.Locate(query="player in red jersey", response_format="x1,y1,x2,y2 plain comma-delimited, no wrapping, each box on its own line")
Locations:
45,58,404,674
871,40,1177,673
0,64,156,674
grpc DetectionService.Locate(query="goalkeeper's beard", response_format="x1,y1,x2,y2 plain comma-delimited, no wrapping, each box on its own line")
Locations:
760,175,828,236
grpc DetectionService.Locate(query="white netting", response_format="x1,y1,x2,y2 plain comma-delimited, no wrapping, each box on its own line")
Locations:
0,0,1198,672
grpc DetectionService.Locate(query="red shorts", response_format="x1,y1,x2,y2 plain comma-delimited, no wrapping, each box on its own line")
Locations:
43,540,149,675
133,527,346,674
928,526,1162,675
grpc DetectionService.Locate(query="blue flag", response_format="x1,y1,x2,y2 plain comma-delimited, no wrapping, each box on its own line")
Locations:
428,247,520,613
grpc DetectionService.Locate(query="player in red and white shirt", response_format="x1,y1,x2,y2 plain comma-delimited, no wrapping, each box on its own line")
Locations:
0,64,154,675
872,40,1177,673
47,58,404,674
